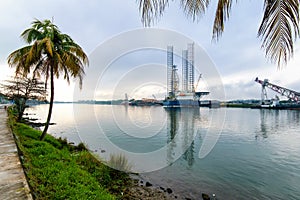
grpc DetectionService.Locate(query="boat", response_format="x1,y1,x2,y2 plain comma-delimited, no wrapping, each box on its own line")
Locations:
163,92,209,108
251,95,300,110
251,102,300,110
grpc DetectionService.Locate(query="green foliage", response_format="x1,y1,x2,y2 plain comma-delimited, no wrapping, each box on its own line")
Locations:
8,110,132,199
7,18,89,140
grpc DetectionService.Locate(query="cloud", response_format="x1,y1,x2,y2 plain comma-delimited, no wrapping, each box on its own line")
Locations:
1,1,299,101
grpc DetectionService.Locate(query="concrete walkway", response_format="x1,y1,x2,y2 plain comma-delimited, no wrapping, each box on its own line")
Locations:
0,108,32,200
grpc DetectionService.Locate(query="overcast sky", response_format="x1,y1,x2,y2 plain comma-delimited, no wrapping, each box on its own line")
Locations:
1,0,300,101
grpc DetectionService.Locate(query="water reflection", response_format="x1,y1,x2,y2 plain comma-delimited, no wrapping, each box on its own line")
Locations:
166,108,201,167
26,105,300,199
257,109,300,139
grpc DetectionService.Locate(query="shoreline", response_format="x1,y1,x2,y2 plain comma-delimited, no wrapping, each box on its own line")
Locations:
126,173,179,199
20,111,213,200
7,108,183,199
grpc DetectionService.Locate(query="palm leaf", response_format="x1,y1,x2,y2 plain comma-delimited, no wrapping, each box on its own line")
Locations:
42,38,54,57
138,0,169,26
258,0,299,67
212,0,234,40
180,0,210,21
21,28,42,43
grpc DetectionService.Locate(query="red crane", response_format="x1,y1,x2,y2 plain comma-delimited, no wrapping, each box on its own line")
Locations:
255,77,300,102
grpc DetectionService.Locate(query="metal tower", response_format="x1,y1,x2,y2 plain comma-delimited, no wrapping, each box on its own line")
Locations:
187,43,194,92
167,46,174,95
261,79,268,104
182,50,188,92
171,65,179,96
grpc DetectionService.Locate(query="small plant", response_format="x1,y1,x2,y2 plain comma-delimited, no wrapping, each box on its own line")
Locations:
108,154,132,172
76,142,87,151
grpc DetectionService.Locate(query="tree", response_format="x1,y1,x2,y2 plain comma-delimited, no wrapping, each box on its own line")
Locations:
7,19,89,140
138,0,299,67
0,75,47,121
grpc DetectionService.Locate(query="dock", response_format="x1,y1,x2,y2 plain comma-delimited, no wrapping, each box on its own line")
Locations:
0,108,32,199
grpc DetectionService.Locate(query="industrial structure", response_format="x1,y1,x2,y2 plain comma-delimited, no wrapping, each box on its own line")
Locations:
167,43,196,96
255,77,300,102
181,43,195,93
167,46,174,96
164,43,209,107
254,77,300,109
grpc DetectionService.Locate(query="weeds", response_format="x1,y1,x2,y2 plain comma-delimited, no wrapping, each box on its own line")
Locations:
108,154,133,172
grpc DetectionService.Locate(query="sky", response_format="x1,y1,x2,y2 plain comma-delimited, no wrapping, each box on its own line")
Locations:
1,0,300,101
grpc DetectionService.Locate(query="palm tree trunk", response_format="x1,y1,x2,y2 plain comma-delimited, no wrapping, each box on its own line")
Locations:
40,67,54,140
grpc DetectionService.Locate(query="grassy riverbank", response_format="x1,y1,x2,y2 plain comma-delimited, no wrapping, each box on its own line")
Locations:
7,108,131,199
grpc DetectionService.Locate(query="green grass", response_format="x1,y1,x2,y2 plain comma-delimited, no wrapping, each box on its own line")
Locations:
8,108,131,200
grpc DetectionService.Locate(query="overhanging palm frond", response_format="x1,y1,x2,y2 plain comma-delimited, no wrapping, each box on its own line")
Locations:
213,0,234,40
138,0,169,26
258,0,299,67
180,0,210,21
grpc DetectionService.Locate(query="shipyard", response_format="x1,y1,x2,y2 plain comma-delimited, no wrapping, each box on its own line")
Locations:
121,44,300,110
1,1,300,200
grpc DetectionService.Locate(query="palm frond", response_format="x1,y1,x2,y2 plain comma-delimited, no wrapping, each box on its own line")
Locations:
7,46,33,76
67,45,89,66
60,51,85,89
180,0,210,21
42,38,54,57
212,0,234,40
21,28,42,43
8,18,88,91
258,0,299,67
138,0,169,26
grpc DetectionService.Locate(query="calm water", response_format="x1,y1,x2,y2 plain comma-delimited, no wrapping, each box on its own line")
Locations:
27,104,300,199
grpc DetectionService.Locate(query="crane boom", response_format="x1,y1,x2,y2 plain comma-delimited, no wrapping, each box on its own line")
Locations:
193,74,202,92
255,77,300,102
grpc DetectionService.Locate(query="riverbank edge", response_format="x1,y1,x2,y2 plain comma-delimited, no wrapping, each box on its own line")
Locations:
0,108,33,199
7,107,175,199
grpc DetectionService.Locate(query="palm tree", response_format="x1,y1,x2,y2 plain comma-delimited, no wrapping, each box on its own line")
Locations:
8,19,89,140
138,0,299,67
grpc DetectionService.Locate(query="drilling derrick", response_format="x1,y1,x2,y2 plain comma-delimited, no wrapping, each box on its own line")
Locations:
187,43,195,93
167,46,174,96
182,50,188,92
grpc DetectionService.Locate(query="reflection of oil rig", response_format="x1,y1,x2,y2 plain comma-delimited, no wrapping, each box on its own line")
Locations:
163,43,209,107
254,77,300,109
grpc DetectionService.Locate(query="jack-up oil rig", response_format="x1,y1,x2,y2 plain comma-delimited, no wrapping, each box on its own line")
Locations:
163,43,209,107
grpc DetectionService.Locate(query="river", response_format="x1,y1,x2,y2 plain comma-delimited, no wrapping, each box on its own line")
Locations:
26,104,300,199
